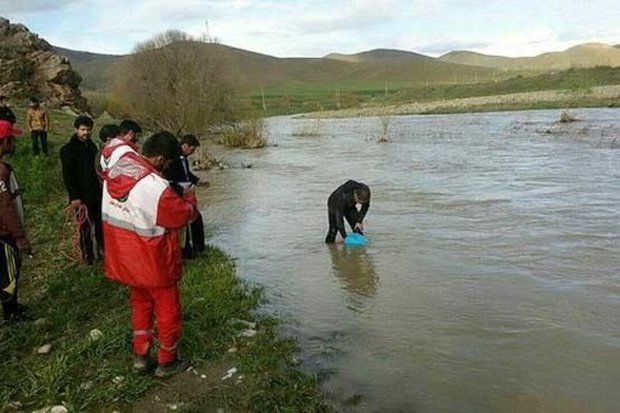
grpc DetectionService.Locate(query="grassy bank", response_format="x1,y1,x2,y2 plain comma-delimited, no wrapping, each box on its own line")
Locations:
0,109,327,412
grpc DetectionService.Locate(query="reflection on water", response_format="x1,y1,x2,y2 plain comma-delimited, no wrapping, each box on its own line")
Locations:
329,245,378,310
203,108,620,413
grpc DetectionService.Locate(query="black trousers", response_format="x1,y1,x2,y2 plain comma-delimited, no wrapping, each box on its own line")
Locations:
325,207,363,243
182,212,205,259
31,130,48,156
0,237,21,320
80,202,103,264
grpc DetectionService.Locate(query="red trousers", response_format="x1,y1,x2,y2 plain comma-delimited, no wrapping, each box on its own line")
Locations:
130,284,181,364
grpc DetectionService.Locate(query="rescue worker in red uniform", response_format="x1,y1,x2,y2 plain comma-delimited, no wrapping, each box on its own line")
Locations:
102,131,198,378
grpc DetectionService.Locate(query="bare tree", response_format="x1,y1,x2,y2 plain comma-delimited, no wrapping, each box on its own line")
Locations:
112,29,237,134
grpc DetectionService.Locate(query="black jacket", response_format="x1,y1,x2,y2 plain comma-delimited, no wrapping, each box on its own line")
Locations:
163,154,199,195
328,180,370,238
0,105,16,124
59,134,102,205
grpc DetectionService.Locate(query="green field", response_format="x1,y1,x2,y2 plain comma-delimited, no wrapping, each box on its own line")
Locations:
250,66,620,116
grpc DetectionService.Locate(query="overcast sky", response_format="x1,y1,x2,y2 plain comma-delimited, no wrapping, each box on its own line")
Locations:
1,0,618,57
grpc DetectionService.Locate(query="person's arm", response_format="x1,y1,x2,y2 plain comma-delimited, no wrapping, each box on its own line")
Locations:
181,157,200,185
358,201,370,222
0,167,30,248
26,109,33,132
188,170,200,185
59,146,81,203
44,110,50,132
156,186,199,229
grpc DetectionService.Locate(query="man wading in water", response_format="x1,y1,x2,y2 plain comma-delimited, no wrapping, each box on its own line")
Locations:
325,180,371,244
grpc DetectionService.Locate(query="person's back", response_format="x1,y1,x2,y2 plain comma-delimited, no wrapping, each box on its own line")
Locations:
325,180,371,243
103,151,196,286
102,131,197,378
99,120,142,174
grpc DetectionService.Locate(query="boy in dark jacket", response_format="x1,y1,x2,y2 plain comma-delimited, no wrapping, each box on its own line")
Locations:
60,115,102,264
325,180,371,244
163,134,208,258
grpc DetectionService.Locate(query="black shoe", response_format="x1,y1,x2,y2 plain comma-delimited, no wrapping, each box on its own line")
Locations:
133,353,157,373
3,303,31,323
155,358,189,378
3,309,33,324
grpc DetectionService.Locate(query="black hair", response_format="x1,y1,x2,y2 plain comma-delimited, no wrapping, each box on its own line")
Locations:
354,186,370,204
180,134,200,147
29,97,39,104
74,115,94,129
119,119,143,135
99,124,121,143
141,131,180,160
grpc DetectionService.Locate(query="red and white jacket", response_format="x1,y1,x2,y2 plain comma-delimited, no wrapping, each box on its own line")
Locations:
102,152,198,288
100,137,139,173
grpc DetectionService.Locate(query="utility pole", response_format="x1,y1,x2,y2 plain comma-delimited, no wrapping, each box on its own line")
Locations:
260,87,266,112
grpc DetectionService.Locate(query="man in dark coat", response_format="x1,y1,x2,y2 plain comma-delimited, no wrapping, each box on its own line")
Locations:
163,134,207,259
60,115,102,264
325,180,371,244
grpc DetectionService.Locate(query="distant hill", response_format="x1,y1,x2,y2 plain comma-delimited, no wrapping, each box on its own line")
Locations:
52,46,127,91
52,43,498,93
324,48,434,63
50,41,620,95
440,43,620,71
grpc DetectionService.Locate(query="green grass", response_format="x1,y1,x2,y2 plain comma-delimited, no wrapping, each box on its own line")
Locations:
0,109,327,412
250,66,620,116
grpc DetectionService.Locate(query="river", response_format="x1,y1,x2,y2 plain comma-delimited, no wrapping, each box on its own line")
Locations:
201,108,620,413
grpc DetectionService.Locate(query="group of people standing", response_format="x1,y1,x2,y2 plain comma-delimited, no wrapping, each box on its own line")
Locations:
0,103,208,378
1,96,372,379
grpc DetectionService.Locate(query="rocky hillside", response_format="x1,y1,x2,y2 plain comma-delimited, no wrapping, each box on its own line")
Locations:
0,17,88,110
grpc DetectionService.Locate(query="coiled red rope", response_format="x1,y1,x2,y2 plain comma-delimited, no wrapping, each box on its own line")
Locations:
59,203,92,263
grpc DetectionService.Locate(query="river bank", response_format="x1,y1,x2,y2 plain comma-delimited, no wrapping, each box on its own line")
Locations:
299,84,620,118
0,109,327,412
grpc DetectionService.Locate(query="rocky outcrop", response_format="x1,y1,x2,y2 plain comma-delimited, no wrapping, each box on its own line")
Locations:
0,17,88,111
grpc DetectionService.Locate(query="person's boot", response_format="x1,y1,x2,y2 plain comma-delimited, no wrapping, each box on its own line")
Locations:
325,232,336,244
155,358,189,378
132,353,156,373
3,302,32,324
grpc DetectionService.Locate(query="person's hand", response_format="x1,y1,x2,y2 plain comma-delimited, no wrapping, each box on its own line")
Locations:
70,199,82,209
198,180,211,188
336,237,344,245
354,222,364,233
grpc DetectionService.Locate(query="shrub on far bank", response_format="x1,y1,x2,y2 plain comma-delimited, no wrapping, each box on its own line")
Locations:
219,117,268,149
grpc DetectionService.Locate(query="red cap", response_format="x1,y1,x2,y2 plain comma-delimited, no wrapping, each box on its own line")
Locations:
0,120,22,140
